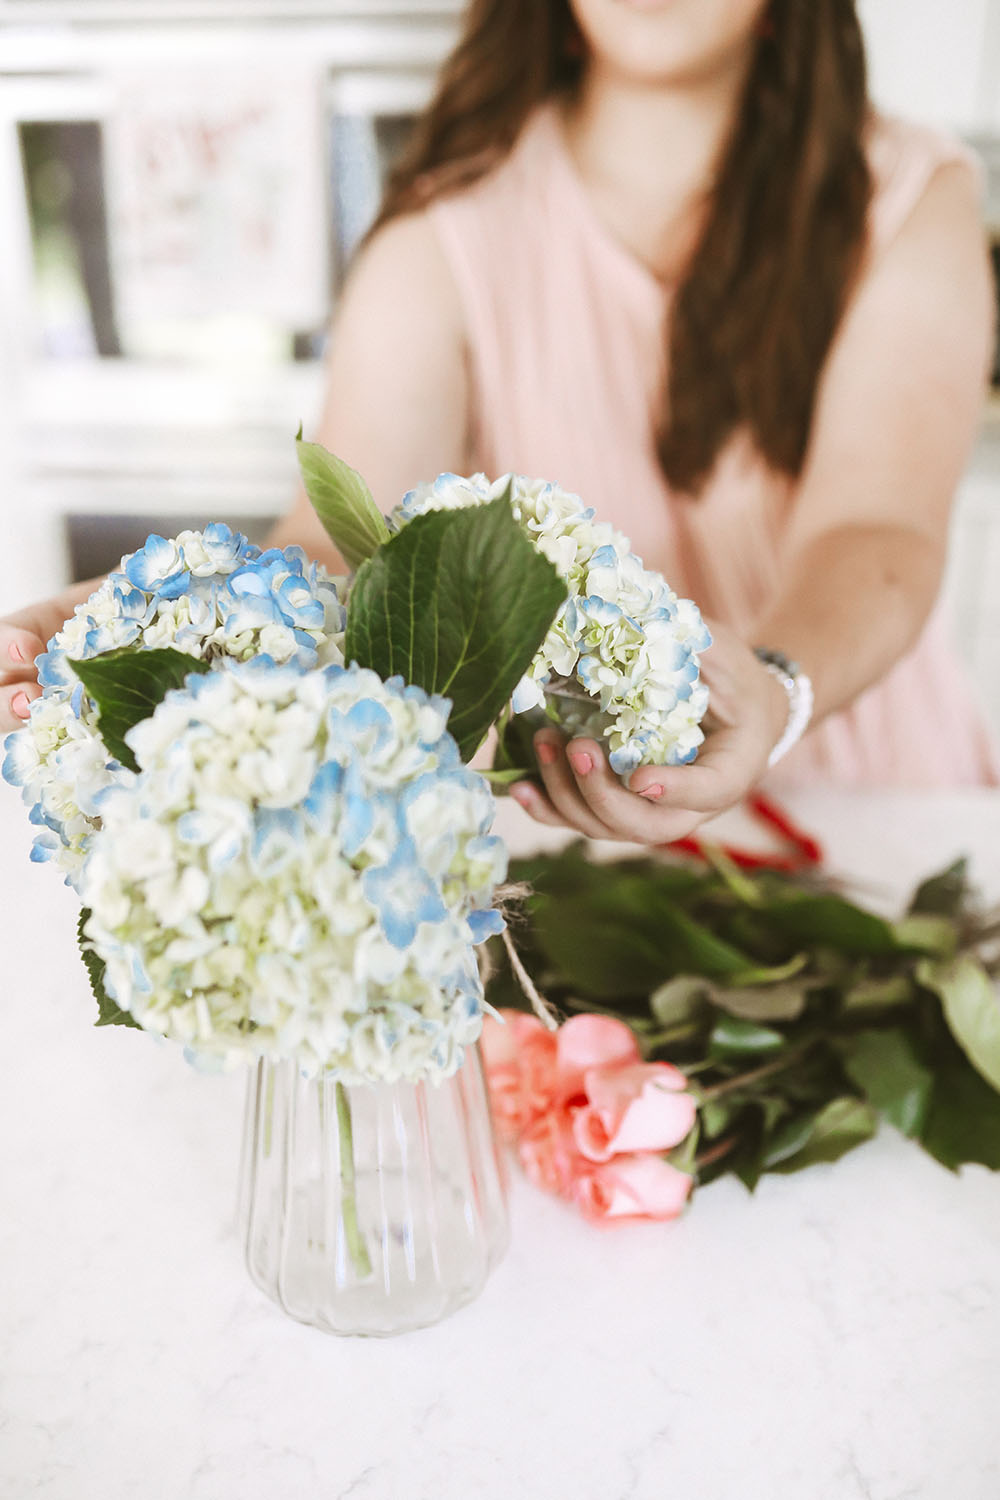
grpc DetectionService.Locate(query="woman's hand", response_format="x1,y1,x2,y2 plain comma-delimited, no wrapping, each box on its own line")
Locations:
508,621,790,845
0,605,57,733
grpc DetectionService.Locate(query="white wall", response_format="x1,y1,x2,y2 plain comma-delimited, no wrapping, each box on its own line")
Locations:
859,0,995,131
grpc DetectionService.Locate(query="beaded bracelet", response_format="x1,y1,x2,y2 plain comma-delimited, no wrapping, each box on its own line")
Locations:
753,647,814,768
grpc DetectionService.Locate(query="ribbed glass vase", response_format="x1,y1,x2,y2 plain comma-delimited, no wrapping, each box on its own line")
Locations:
238,1043,509,1336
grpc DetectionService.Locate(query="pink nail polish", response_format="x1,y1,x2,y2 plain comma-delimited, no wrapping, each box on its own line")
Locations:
8,642,24,664
510,784,533,806
12,690,30,719
639,784,663,801
568,751,592,776
535,740,558,766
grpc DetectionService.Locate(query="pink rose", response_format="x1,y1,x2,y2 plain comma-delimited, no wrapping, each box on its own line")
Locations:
483,1008,698,1228
554,1014,641,1100
482,1011,558,1142
518,1108,583,1198
572,1061,697,1162
570,1154,693,1224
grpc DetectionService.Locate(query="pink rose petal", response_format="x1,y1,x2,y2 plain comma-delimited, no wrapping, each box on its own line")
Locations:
518,1108,584,1197
555,1014,640,1100
482,1011,559,1140
573,1061,697,1162
571,1154,694,1223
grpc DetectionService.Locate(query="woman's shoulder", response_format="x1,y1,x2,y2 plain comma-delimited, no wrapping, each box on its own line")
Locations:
424,103,557,228
420,103,560,312
865,110,983,248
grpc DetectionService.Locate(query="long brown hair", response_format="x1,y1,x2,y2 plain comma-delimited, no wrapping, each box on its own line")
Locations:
375,0,871,496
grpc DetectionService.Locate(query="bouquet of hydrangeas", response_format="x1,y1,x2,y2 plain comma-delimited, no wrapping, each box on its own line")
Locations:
0,443,550,1080
3,436,714,1085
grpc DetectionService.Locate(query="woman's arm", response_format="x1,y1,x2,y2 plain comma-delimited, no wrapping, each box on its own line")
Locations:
752,158,992,716
515,158,994,842
265,210,470,567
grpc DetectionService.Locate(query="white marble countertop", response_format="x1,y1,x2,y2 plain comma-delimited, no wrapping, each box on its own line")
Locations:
3,787,1000,1500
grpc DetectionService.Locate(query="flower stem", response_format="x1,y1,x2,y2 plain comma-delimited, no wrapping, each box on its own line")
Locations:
695,1133,741,1172
335,1082,372,1281
697,1037,816,1104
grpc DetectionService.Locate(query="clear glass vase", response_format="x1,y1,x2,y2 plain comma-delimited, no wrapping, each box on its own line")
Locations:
238,1043,509,1336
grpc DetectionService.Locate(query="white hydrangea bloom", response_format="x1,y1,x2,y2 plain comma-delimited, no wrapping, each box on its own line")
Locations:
80,658,507,1083
393,473,712,774
2,526,347,884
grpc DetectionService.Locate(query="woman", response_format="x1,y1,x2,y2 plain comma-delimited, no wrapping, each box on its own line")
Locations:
1,0,995,847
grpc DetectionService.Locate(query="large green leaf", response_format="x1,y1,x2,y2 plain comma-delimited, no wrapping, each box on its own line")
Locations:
344,489,566,762
510,846,706,904
530,890,687,1001
78,908,142,1030
530,876,759,1002
920,1045,1000,1172
295,434,390,571
918,955,1000,1093
762,1097,878,1173
757,894,897,956
838,1028,933,1137
68,648,212,772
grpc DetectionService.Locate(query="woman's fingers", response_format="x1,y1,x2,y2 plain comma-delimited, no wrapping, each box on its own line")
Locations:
526,731,618,840
628,727,750,815
0,679,41,732
0,625,46,676
0,626,46,732
531,732,708,845
508,779,567,828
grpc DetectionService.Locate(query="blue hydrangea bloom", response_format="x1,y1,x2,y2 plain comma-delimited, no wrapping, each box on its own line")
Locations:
2,526,346,886
78,660,508,1083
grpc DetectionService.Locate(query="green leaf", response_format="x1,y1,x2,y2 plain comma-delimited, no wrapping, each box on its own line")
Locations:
699,1098,738,1139
714,981,808,1023
78,908,142,1030
650,972,807,1027
708,1015,787,1059
841,974,914,1013
68,648,212,772
531,891,687,1001
759,894,898,956
650,903,763,980
762,1097,878,1173
295,433,390,571
530,877,760,1002
344,488,566,762
908,857,969,918
480,767,533,787
891,913,957,958
918,955,1000,1094
665,1122,700,1175
724,953,810,987
492,703,546,778
920,1045,1000,1171
838,1028,933,1137
650,975,712,1027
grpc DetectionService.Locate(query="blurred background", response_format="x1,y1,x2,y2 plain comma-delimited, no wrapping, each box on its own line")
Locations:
0,0,998,730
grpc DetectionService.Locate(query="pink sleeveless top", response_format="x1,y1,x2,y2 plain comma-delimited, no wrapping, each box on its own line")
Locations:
427,103,999,788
